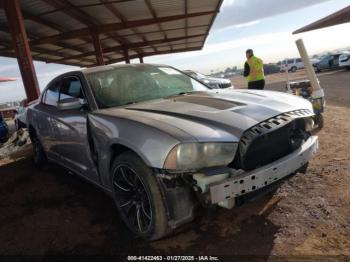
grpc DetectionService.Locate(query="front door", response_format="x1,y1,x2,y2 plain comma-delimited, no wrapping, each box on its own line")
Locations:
37,79,62,163
50,75,99,182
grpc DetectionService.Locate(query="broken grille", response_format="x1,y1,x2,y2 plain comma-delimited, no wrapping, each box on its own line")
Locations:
231,109,314,171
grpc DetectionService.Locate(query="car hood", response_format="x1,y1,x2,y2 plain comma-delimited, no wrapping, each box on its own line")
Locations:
96,89,314,143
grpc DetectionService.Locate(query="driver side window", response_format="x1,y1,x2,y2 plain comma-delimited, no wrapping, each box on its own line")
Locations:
42,80,60,107
59,76,85,103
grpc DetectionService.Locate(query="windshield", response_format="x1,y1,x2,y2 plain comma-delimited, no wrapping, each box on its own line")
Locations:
85,65,209,108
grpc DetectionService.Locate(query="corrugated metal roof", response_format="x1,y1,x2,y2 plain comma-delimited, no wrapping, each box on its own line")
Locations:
0,0,223,67
293,5,350,34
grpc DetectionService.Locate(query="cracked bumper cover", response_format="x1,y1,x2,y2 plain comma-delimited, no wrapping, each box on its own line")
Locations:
209,136,319,204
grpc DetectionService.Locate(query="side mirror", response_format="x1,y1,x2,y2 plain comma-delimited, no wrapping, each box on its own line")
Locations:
57,98,82,111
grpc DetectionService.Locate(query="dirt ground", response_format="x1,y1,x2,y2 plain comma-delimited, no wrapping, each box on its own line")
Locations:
0,70,349,260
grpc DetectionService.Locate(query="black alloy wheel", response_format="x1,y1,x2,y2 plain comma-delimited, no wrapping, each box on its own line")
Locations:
113,164,152,234
111,152,169,240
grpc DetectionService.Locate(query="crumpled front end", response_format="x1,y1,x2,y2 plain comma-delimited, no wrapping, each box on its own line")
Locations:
157,109,319,228
189,109,318,209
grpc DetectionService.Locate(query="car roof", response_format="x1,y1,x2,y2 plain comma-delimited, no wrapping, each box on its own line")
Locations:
80,63,170,74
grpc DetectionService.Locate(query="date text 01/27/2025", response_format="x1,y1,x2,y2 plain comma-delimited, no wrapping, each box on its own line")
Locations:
127,255,220,261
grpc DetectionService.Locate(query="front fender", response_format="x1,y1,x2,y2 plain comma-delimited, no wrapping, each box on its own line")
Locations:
88,114,181,189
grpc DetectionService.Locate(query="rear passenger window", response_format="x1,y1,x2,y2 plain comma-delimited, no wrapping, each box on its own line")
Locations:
42,80,60,107
288,59,294,64
296,58,302,63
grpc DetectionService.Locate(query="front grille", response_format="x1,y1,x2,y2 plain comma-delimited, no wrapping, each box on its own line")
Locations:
241,122,294,170
231,109,313,171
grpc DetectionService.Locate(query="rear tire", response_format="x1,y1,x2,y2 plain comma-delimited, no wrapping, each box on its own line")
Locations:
111,152,170,240
291,66,297,72
31,132,47,168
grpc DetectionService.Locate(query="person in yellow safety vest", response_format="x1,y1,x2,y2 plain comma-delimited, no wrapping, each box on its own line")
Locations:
243,49,265,90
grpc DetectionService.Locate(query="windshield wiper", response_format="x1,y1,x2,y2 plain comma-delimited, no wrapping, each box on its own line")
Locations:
177,91,190,95
166,91,194,98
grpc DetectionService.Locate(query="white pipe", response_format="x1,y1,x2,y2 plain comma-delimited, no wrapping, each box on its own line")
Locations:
295,39,324,98
285,65,291,91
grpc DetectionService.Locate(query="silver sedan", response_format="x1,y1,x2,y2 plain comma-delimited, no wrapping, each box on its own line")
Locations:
27,64,318,240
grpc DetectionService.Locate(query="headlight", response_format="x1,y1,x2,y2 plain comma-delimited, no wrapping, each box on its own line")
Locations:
304,117,315,132
209,82,220,89
312,97,325,112
340,55,349,62
164,143,238,171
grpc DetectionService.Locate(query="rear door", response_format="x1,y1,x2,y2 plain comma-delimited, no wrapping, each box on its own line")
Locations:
50,75,99,181
333,55,340,68
287,59,294,70
319,56,329,70
296,58,303,69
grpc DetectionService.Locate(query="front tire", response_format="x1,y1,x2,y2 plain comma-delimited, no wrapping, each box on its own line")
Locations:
111,152,170,240
291,66,297,72
314,114,324,129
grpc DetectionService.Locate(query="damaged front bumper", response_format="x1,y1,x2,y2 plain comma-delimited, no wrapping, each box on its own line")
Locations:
202,136,318,209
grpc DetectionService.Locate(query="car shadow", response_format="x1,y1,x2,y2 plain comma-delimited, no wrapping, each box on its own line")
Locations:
0,156,281,260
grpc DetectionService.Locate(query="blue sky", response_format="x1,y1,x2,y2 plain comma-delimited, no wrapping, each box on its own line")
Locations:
1,0,350,103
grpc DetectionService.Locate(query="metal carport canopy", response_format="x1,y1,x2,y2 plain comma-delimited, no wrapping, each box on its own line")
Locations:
0,0,223,101
293,5,350,34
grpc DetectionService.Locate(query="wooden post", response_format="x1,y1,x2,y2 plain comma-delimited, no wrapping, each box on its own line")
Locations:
124,48,130,64
4,0,40,102
91,31,104,65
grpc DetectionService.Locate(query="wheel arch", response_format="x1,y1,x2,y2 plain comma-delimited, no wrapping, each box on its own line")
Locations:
28,124,37,141
98,141,155,189
85,121,154,187
109,143,146,171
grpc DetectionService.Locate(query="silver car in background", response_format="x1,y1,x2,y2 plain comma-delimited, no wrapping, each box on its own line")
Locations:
27,64,318,240
183,70,233,89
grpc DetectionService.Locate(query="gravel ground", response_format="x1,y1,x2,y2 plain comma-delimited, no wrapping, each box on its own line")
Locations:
0,69,349,260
